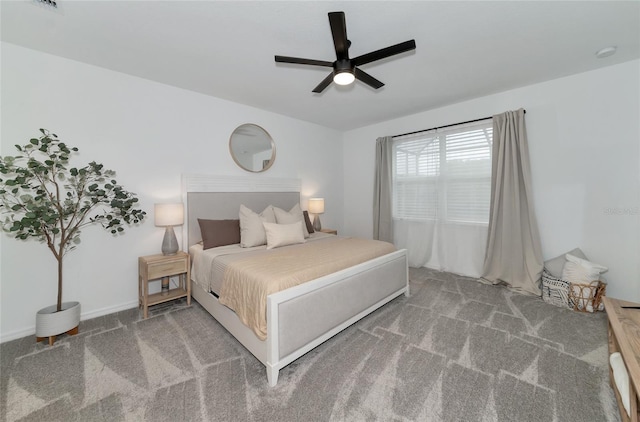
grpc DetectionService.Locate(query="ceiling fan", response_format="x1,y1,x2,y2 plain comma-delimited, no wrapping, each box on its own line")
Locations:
275,11,416,93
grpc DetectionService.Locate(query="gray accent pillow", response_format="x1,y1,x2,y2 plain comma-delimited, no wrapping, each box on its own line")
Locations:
198,219,240,249
303,211,315,234
544,247,587,278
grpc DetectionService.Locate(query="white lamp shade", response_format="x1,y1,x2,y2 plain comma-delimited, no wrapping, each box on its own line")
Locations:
154,203,184,227
333,71,355,86
308,198,325,214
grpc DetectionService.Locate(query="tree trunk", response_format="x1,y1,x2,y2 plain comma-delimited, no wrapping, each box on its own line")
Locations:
57,256,63,312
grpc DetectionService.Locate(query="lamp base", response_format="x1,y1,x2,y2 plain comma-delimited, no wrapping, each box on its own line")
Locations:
162,226,179,255
161,278,170,296
313,215,322,231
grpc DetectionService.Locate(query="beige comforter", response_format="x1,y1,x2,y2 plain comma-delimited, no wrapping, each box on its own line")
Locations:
218,236,396,340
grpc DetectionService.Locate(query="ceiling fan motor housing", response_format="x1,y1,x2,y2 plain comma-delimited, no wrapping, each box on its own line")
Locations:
334,59,354,76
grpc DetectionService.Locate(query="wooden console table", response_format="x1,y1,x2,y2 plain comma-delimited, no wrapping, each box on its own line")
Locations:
604,297,640,422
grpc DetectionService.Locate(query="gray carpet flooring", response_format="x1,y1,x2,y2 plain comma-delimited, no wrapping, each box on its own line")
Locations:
1,267,619,422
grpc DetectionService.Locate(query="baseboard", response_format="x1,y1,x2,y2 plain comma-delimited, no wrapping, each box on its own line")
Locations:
0,300,139,344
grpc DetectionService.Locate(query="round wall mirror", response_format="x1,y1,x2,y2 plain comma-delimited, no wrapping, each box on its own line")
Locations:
229,124,276,172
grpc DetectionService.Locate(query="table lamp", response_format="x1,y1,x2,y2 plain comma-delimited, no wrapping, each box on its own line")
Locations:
308,198,325,231
154,203,183,256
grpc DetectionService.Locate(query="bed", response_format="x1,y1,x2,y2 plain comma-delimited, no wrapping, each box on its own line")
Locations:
182,174,409,386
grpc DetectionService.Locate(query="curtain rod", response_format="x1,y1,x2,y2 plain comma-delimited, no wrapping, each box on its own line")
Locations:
393,109,526,138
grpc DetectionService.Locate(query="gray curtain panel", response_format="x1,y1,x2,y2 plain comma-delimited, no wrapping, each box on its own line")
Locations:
373,136,394,242
482,109,543,295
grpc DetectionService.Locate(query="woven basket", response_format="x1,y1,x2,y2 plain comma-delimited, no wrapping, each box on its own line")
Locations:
568,280,606,312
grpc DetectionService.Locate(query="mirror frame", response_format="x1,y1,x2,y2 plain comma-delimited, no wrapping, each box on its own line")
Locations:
228,124,276,173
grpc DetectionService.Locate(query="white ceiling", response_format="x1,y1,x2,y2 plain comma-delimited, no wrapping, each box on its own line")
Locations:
2,1,639,131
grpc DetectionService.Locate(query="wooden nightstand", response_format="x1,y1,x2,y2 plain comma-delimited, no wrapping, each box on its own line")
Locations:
319,228,337,235
138,251,191,319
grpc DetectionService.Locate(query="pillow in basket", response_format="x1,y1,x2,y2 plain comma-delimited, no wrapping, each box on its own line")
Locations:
562,254,607,312
544,248,587,279
541,269,570,309
562,254,607,284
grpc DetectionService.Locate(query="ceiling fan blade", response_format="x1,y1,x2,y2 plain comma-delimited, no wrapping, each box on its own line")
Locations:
352,39,416,67
275,55,333,67
328,12,349,60
312,72,334,93
354,68,384,89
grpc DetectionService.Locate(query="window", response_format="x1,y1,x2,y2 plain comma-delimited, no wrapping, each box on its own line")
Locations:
393,121,493,224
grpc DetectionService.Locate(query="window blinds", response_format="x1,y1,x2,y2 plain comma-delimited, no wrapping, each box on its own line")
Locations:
393,121,493,224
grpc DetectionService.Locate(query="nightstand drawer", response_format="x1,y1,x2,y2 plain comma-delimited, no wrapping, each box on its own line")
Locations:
147,257,188,279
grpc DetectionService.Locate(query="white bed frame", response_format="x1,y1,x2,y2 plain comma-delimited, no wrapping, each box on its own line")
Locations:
182,174,409,386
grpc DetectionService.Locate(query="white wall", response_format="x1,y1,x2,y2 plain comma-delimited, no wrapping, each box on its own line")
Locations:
343,60,640,302
0,43,344,341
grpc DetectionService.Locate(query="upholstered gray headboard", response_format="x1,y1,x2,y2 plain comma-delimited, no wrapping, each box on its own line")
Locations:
181,175,301,249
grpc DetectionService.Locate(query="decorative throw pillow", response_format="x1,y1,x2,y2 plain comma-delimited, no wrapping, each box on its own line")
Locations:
541,269,570,309
239,204,276,248
561,254,607,284
610,352,632,417
543,248,587,279
263,221,306,250
197,219,240,249
303,210,315,234
273,204,309,238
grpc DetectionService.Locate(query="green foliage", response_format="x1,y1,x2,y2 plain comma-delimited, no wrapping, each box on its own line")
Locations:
0,129,146,309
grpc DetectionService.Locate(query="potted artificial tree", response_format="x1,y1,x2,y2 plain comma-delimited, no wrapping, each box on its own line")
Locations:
0,129,146,345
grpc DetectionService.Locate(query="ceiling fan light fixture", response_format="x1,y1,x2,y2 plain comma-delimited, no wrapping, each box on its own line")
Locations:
274,11,416,93
334,70,355,85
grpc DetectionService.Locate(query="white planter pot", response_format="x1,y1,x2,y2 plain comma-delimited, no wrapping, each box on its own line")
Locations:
35,301,81,338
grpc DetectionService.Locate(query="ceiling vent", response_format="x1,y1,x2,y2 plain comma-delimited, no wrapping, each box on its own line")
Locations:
36,0,57,8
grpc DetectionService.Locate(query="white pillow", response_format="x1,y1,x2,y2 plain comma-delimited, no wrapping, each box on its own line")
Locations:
544,247,588,278
610,352,631,417
561,253,608,284
273,204,309,238
263,221,306,250
239,204,276,248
